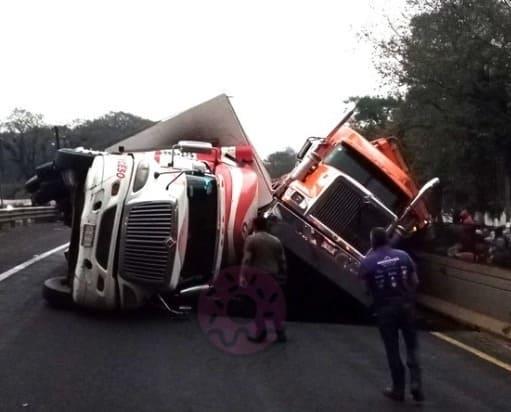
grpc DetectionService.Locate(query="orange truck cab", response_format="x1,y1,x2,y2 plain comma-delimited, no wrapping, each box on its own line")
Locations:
268,124,438,305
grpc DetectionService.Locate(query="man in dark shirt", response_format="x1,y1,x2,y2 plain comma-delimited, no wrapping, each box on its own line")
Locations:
359,227,424,402
241,216,287,343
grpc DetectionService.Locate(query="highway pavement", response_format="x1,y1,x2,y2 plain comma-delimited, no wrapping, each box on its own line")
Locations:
0,222,510,411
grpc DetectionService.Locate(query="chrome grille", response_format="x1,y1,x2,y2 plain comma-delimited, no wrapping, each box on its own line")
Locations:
120,202,176,284
309,177,393,252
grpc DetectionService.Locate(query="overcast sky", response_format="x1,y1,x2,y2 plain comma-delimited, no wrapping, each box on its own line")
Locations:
0,0,405,157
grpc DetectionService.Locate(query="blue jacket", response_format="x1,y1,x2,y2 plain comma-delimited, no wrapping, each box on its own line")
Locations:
359,246,418,307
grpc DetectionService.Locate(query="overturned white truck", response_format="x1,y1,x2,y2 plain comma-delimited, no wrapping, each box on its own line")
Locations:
27,95,273,309
27,95,437,311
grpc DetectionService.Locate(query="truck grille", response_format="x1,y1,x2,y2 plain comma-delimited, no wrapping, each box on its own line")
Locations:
120,202,176,285
308,177,393,253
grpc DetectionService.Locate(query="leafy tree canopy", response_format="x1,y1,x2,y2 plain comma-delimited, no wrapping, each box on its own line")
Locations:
347,95,400,139
0,109,155,182
264,147,297,179
360,0,511,211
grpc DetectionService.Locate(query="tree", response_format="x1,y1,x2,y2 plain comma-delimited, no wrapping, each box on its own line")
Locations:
69,112,155,149
264,148,297,179
367,0,511,212
347,96,400,139
0,108,54,179
0,109,155,189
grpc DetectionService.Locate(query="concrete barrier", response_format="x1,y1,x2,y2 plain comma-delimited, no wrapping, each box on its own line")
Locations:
417,253,511,339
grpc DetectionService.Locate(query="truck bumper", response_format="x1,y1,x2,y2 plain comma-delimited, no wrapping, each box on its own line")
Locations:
268,202,371,306
73,267,118,310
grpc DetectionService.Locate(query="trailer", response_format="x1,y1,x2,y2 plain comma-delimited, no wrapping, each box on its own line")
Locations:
27,95,273,309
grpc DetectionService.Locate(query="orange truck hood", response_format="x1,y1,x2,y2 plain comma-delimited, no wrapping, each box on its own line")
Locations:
325,127,430,223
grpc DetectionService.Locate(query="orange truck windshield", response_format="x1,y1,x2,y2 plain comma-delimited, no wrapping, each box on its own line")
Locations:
323,144,407,212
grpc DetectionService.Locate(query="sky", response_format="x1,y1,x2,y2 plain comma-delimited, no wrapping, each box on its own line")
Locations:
0,0,405,157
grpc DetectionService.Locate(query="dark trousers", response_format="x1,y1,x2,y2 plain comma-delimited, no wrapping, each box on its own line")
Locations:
376,303,422,393
255,307,284,334
255,281,286,335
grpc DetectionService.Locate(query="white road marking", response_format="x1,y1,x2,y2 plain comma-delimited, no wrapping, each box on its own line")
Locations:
0,243,69,283
431,331,511,373
2,240,511,376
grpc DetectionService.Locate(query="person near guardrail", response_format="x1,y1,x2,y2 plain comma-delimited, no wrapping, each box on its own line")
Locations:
458,209,475,225
359,227,424,403
487,227,511,267
446,213,488,262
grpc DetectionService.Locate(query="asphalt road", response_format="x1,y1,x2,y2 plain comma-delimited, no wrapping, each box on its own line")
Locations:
0,221,69,273
0,222,510,411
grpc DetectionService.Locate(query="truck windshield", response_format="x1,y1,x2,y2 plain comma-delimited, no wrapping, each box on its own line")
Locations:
323,145,406,211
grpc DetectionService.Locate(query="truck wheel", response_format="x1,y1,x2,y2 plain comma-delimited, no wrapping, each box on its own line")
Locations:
54,149,96,176
42,276,73,308
35,161,59,180
32,179,67,205
25,175,40,193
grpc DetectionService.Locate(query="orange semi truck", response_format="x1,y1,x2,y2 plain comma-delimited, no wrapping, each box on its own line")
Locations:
268,108,439,305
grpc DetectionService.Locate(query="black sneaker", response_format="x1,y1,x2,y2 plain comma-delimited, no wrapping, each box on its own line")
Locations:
247,330,267,343
382,388,404,402
411,388,425,402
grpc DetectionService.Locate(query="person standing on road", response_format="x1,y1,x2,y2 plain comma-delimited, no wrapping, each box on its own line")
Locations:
359,227,424,403
240,216,287,343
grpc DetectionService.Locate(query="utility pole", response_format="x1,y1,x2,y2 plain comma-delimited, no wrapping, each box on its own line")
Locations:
54,126,60,150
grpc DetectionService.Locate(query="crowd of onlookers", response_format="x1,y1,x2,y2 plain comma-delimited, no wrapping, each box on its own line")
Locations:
416,209,511,269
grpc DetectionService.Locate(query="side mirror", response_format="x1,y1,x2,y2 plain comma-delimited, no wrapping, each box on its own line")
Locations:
409,178,440,212
296,137,323,161
297,138,314,161
388,177,440,235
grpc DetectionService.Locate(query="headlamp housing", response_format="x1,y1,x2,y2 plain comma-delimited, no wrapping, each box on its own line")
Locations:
133,160,150,192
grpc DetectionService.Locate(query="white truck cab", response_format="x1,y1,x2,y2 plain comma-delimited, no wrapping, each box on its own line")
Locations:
73,151,177,308
32,139,261,310
27,95,274,311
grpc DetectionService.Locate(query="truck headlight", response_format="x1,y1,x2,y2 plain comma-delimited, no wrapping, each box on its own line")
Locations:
291,191,308,209
111,180,121,196
133,160,150,192
82,224,96,248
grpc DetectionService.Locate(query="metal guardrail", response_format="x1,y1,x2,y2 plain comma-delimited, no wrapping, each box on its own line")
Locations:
0,199,32,207
0,206,60,226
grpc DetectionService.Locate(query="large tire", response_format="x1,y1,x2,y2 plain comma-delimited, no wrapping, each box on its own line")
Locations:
54,149,96,176
42,276,73,308
25,175,40,193
35,161,59,180
32,178,67,205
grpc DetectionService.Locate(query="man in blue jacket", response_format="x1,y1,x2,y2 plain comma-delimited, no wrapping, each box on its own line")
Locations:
359,227,424,402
